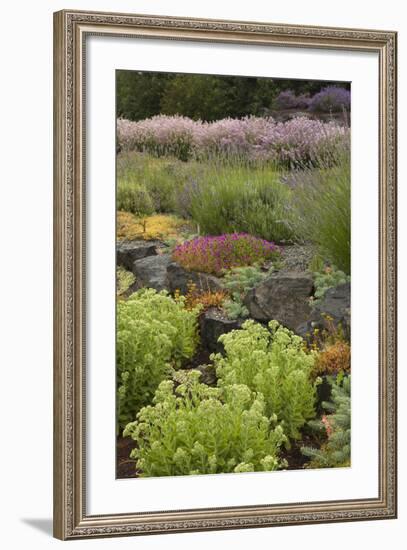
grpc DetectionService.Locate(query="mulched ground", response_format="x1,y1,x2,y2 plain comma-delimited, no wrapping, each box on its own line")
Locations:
116,436,139,478
116,432,321,478
279,243,316,272
279,433,319,470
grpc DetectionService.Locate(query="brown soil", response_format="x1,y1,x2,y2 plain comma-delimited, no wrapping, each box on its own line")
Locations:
116,432,322,479
280,433,321,470
116,436,139,479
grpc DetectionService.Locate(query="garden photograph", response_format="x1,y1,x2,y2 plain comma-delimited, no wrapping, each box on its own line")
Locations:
115,70,351,479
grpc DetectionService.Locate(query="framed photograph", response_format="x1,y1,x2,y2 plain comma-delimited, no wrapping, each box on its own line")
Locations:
53,9,397,540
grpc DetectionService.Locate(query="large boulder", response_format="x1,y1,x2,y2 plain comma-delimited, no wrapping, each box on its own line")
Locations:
298,282,351,339
117,240,159,271
132,254,171,291
166,262,222,295
199,308,242,353
244,271,314,333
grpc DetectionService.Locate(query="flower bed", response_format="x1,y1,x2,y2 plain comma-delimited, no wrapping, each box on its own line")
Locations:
117,114,349,165
172,233,280,276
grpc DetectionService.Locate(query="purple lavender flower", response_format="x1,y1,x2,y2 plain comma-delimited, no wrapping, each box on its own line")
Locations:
308,86,351,113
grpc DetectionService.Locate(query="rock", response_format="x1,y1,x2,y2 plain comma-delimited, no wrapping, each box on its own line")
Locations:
298,282,350,339
199,308,242,353
132,254,171,291
196,363,217,386
117,240,159,271
166,262,222,295
244,271,314,333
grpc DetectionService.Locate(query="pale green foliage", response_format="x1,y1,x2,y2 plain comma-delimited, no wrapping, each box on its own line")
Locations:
302,375,351,468
222,265,270,320
213,320,318,441
124,370,287,477
222,299,249,320
312,267,350,305
116,266,135,296
117,289,200,429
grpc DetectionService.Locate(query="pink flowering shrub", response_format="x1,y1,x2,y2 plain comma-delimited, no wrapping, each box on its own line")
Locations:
117,115,349,165
172,234,280,276
117,115,196,161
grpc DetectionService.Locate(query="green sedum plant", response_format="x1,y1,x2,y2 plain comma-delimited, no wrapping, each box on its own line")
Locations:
213,320,318,442
301,375,351,468
124,370,287,477
117,289,200,429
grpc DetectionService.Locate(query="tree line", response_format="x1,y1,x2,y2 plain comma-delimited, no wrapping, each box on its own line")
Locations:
117,71,350,122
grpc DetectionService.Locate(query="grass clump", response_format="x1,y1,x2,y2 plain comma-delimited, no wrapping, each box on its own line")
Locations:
288,148,350,273
189,163,295,243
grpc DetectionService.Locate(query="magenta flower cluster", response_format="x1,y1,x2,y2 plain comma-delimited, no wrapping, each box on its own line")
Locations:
117,115,349,164
172,233,280,276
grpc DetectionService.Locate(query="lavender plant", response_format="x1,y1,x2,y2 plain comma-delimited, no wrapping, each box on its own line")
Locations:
188,162,295,242
308,86,350,113
287,146,351,274
117,115,349,166
274,90,311,110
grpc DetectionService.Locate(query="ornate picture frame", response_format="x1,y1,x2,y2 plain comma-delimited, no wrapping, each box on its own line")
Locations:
53,9,397,540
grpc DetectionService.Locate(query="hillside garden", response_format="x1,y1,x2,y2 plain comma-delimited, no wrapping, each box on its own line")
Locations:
115,84,351,478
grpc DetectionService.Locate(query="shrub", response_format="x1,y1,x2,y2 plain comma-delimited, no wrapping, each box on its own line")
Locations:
117,115,196,160
301,375,351,467
117,152,204,213
313,341,351,377
221,265,271,320
189,164,295,242
172,234,280,276
117,115,349,167
274,90,310,110
308,86,350,113
213,320,318,441
116,181,154,217
117,289,200,429
123,370,287,477
312,266,351,305
287,147,350,273
117,212,193,241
